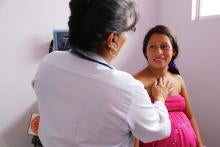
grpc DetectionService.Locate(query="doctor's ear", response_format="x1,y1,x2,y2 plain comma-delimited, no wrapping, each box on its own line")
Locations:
107,31,118,41
106,32,119,54
106,32,119,46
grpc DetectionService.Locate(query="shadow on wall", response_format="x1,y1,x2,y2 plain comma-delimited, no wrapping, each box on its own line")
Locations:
31,36,52,61
1,101,39,147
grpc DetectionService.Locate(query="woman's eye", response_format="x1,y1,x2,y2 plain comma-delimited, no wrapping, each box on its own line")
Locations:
161,44,170,50
148,45,156,49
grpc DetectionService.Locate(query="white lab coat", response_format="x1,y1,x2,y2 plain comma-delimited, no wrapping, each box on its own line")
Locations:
32,50,170,147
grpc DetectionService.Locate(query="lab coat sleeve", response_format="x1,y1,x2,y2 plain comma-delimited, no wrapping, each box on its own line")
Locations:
127,82,171,143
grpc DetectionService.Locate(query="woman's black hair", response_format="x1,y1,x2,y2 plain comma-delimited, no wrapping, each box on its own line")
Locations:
143,25,180,75
68,0,138,53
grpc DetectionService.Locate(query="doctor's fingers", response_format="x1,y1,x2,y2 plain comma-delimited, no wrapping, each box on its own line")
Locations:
166,80,174,93
157,77,166,86
153,80,158,87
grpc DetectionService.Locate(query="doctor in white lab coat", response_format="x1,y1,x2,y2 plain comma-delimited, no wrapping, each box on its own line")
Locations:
32,0,171,147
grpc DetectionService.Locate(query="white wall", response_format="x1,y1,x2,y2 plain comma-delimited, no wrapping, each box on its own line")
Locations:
0,0,69,146
2,0,218,146
156,0,220,146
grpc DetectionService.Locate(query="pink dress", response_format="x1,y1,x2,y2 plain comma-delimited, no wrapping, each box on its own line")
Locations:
140,95,197,147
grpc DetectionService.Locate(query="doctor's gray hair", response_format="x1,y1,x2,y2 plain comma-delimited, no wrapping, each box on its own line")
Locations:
68,0,138,53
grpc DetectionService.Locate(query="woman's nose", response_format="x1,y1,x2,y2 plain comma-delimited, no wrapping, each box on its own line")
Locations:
155,47,163,54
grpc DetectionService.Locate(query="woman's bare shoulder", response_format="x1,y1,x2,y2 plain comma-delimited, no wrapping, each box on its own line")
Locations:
134,68,154,90
133,68,148,80
170,73,183,82
174,74,185,85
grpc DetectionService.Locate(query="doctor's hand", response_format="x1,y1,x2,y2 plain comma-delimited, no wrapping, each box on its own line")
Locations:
151,77,173,102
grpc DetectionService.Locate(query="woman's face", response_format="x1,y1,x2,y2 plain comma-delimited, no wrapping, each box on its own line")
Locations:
145,33,175,69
